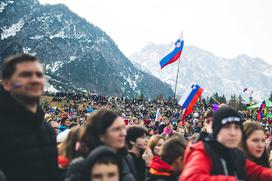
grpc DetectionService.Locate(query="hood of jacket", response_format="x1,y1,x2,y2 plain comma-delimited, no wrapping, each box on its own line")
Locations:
149,156,174,176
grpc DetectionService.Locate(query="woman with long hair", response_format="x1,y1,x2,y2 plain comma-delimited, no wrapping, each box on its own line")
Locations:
142,135,165,167
58,126,82,167
79,108,137,181
147,135,165,156
241,121,270,167
58,126,82,180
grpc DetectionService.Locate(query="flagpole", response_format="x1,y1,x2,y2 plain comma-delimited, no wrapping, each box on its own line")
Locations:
174,56,181,101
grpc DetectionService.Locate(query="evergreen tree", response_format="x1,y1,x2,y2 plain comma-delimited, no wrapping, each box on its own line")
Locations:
214,92,220,102
208,97,214,105
238,94,246,110
221,94,227,103
228,94,237,110
208,93,220,105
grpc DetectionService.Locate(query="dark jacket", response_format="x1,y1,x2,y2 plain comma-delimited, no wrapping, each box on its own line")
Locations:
66,147,136,181
0,170,6,181
118,149,137,181
129,152,147,181
0,86,59,181
65,157,86,181
146,156,179,181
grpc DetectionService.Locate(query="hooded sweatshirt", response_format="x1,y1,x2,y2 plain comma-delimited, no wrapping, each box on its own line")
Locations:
146,156,179,181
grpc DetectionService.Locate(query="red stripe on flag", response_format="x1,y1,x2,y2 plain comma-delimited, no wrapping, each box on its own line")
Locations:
186,88,203,111
160,51,182,69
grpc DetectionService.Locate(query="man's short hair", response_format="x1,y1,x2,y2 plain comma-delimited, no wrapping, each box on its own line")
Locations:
2,53,39,79
160,135,187,165
126,125,147,149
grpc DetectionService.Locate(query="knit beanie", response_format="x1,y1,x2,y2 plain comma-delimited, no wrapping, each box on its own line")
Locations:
212,106,243,138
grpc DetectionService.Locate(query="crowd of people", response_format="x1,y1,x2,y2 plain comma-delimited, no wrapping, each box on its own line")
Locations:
1,53,272,181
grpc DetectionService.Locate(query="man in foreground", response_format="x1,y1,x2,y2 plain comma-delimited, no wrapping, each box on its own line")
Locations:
0,54,59,181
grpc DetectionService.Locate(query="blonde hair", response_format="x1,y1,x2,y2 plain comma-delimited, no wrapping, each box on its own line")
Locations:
148,135,165,155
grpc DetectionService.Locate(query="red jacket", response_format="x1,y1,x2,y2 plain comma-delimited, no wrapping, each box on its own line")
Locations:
146,156,178,181
149,156,174,176
180,141,272,181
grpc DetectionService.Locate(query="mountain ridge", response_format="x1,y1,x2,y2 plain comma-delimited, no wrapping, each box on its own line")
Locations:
129,43,272,101
0,0,173,99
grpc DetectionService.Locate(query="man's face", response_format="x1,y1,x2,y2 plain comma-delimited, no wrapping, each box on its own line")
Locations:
135,134,148,150
3,61,45,101
91,163,119,181
217,123,242,149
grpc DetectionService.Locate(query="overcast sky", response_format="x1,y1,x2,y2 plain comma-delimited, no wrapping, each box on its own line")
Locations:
39,0,272,64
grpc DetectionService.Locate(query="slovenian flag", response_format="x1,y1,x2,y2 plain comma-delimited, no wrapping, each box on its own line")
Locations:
178,84,204,124
154,108,162,122
159,34,184,69
257,100,267,120
179,84,204,110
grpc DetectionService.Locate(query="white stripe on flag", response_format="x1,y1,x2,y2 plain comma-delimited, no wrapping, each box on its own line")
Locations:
178,84,194,107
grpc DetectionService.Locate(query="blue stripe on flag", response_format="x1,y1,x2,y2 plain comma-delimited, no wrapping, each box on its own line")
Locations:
159,40,184,68
181,84,201,109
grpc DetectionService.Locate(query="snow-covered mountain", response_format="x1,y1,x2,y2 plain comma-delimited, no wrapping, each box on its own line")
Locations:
0,0,173,98
130,43,272,100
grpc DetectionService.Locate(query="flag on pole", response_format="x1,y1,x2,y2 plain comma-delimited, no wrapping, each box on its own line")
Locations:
159,33,184,69
154,108,161,122
178,84,204,110
243,88,248,92
179,84,204,124
180,109,188,126
257,100,267,120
